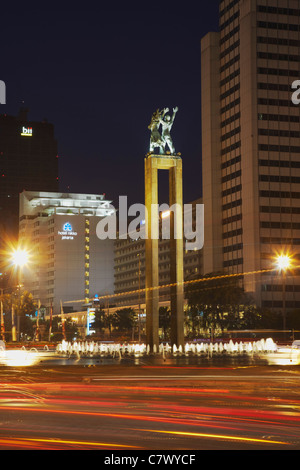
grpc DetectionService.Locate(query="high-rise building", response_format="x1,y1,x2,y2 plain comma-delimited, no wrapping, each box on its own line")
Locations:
201,0,300,311
0,108,59,240
114,199,203,309
19,191,116,314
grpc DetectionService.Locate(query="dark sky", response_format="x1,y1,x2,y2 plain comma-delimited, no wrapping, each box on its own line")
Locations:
2,2,219,208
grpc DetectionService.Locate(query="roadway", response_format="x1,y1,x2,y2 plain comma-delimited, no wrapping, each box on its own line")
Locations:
0,355,300,452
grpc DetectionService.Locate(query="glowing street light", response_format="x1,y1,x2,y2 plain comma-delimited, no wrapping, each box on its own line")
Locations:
11,248,29,268
10,248,30,341
274,253,292,337
275,254,292,272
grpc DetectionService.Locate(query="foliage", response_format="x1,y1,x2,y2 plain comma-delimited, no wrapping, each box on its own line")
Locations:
1,290,38,339
45,316,79,341
112,308,136,333
185,272,264,334
1,290,37,317
159,306,171,340
94,307,107,332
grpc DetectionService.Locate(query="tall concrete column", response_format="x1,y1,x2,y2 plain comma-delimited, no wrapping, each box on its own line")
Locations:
144,154,184,351
145,156,159,351
169,160,184,349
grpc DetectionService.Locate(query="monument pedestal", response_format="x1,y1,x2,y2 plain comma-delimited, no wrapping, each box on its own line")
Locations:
144,153,184,352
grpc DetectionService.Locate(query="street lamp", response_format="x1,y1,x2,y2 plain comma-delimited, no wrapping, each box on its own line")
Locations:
10,248,30,341
275,253,292,337
11,248,30,268
275,254,292,273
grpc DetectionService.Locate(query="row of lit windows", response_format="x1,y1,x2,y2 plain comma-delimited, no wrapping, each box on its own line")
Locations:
84,218,90,301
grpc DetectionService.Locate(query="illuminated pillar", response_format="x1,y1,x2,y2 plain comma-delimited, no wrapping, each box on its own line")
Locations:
144,154,184,351
169,162,184,349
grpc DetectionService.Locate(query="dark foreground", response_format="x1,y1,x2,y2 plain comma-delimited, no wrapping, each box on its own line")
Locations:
0,353,300,454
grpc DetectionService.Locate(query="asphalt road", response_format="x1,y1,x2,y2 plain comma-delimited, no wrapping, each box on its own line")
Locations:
0,354,300,453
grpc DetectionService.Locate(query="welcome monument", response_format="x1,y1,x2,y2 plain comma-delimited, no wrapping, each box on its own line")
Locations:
145,107,184,352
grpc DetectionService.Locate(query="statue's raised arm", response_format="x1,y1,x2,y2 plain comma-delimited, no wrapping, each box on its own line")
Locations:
148,106,178,155
160,106,178,154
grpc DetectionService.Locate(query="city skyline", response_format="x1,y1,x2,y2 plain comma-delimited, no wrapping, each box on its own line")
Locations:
1,0,300,316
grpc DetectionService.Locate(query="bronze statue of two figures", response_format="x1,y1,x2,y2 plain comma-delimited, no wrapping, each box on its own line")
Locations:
148,107,179,155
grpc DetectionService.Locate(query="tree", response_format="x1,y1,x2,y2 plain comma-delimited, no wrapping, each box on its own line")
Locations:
94,307,106,333
159,306,171,340
184,306,202,338
0,290,37,340
112,308,136,334
185,272,262,334
45,316,79,341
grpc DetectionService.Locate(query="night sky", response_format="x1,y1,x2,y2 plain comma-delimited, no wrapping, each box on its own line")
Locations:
2,2,219,209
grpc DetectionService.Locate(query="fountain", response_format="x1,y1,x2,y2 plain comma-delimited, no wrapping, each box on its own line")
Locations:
53,337,300,365
1,337,298,367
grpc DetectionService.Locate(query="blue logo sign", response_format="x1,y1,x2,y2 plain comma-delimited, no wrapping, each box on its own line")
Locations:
63,222,72,231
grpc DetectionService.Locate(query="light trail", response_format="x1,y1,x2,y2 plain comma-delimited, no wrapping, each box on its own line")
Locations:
0,436,139,449
137,429,289,446
63,267,274,304
1,398,300,427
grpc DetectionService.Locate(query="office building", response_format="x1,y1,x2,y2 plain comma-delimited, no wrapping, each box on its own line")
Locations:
19,191,115,314
0,108,59,240
201,0,300,310
114,199,203,310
